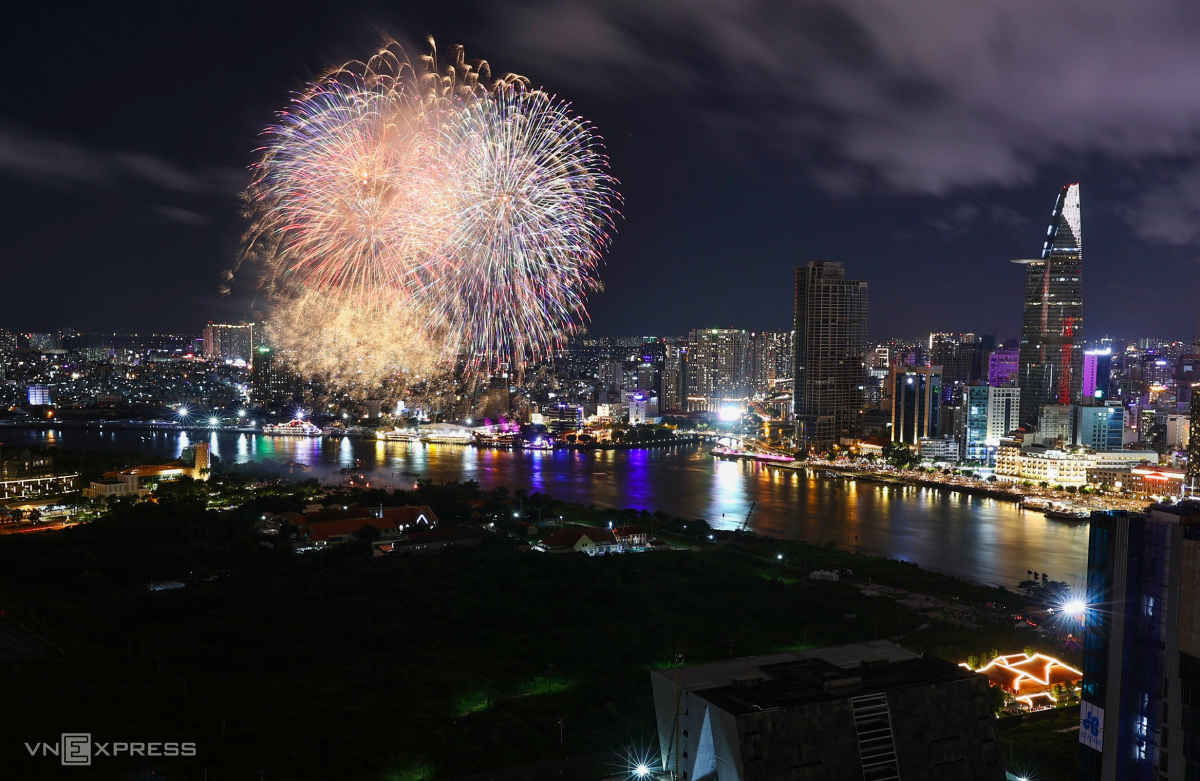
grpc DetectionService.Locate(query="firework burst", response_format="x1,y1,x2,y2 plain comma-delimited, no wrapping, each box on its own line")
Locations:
240,38,618,391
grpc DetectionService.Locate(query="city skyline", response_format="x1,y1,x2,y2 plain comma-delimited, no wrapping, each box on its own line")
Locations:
3,2,1200,340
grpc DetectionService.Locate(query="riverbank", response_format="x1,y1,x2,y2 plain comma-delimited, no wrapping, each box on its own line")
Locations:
0,478,1068,780
713,447,1145,515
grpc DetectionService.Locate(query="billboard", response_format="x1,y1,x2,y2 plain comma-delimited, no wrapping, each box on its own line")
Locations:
1079,702,1104,751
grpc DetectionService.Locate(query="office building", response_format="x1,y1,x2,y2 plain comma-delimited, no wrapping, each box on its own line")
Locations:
1038,404,1076,448
962,385,1020,462
1079,503,1200,780
987,350,1019,387
793,262,869,449
26,385,51,406
1015,183,1084,427
203,322,254,362
1077,404,1125,451
1083,348,1114,403
651,641,1004,781
1190,386,1200,494
544,402,584,433
963,385,991,462
891,366,942,446
1178,355,1199,406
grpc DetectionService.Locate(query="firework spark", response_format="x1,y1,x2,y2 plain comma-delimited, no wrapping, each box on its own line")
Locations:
240,38,618,391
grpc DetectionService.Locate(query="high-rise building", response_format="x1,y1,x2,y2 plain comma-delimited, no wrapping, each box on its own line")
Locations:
986,387,1021,448
1189,385,1200,494
661,344,686,413
1077,404,1125,451
250,346,298,407
686,329,751,405
890,366,942,445
1083,348,1114,403
988,350,1020,387
1037,405,1076,448
793,262,869,449
963,385,991,462
1179,355,1200,407
203,322,254,362
1079,502,1200,780
651,641,1004,781
1015,183,1084,427
748,330,792,394
26,385,51,406
598,359,625,403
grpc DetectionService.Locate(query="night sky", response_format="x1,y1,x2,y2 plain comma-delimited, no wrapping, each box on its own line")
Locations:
3,0,1200,341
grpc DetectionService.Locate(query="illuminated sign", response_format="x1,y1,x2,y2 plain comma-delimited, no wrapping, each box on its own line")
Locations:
1079,703,1104,751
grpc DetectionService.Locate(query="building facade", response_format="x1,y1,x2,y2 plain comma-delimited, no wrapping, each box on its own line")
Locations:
203,322,254,362
793,262,868,449
891,366,942,446
1079,503,1200,780
651,641,1004,781
1016,184,1084,427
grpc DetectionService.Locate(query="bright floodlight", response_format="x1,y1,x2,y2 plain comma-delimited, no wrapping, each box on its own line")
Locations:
177,406,190,418
1063,599,1087,615
237,408,247,417
777,553,784,560
208,416,219,427
635,764,650,778
718,405,740,422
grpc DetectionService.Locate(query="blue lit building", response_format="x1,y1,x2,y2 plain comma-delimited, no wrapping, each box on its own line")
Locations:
1077,404,1124,451
964,384,991,461
1079,502,1200,780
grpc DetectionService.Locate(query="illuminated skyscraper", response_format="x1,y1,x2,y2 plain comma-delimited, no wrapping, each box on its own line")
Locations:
1015,184,1084,428
203,322,254,362
793,262,868,448
1189,384,1199,495
1082,348,1114,403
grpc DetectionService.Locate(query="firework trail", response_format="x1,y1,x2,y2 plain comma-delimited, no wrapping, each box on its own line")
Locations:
240,38,619,391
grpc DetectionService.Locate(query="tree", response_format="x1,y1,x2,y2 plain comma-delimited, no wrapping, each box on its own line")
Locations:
881,441,919,469
357,524,381,542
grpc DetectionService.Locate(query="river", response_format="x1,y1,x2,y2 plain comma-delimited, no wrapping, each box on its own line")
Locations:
0,426,1088,587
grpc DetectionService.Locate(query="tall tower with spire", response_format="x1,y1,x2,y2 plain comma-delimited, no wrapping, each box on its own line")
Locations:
1013,183,1084,428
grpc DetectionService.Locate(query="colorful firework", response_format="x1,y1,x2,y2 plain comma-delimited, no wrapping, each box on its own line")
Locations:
240,38,619,390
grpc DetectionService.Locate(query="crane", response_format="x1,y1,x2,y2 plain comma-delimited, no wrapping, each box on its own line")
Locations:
740,502,756,532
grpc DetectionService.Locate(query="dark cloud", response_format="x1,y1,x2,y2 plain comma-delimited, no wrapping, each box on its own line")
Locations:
151,205,212,225
497,0,1200,242
0,127,245,194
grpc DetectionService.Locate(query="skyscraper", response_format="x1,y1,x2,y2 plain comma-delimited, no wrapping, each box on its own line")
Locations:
890,365,942,445
1015,184,1084,428
686,329,751,405
1189,384,1199,495
1083,348,1114,403
1079,503,1200,780
793,262,869,449
203,322,255,362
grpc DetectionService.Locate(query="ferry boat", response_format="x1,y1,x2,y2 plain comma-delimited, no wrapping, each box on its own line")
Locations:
376,428,420,442
261,419,322,437
1043,504,1091,522
524,437,555,451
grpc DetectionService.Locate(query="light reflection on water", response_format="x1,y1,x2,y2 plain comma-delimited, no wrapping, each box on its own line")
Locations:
3,427,1088,586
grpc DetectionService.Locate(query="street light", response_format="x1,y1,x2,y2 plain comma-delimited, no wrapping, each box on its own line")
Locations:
634,764,650,778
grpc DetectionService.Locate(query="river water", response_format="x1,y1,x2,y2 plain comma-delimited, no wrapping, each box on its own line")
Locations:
1,426,1088,587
